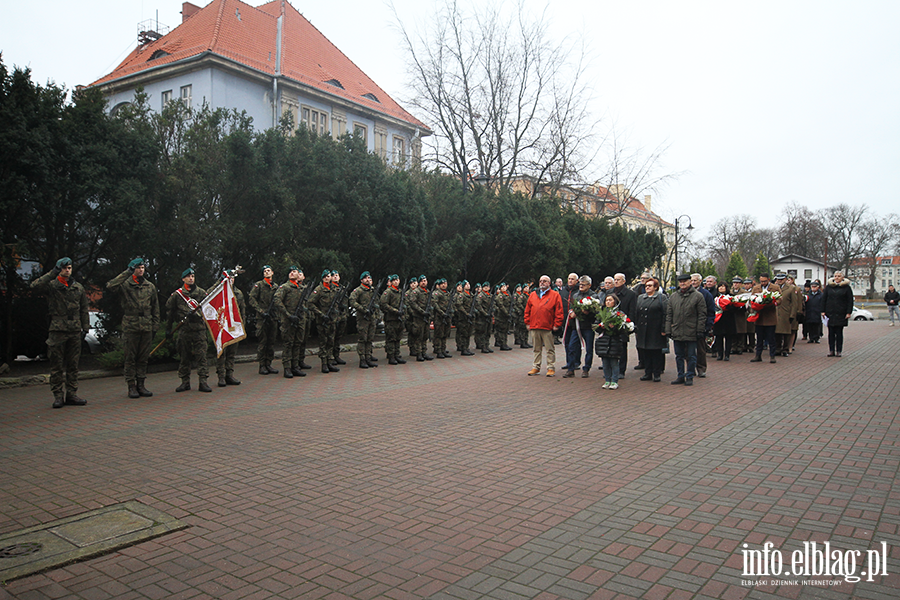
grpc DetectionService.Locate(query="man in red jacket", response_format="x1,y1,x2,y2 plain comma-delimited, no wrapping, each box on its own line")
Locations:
524,275,565,376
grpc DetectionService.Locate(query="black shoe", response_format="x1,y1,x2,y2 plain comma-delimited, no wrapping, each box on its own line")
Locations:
481,349,491,354
66,392,87,405
724,356,730,361
487,348,494,353
52,394,64,409
284,370,294,378
442,351,453,358
198,380,212,392
366,357,378,368
291,367,306,377
671,378,685,385
368,356,378,362
684,378,694,386
359,359,369,369
136,380,153,397
417,354,426,361
299,362,312,370
435,353,445,359
225,375,241,385
333,356,347,365
259,365,269,375
500,345,512,351
639,374,652,381
423,354,434,361
770,357,777,363
751,356,762,362
461,350,474,356
716,356,724,361
128,383,140,398
267,365,280,374
327,364,340,372
321,363,330,373
634,365,645,370
218,376,227,387
652,374,661,382
396,356,407,364
176,381,191,392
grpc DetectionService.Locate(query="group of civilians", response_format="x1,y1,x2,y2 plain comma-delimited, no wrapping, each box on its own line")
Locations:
524,270,859,389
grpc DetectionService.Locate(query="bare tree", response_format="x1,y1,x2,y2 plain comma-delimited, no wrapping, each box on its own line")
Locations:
857,213,900,296
394,0,598,191
705,214,760,274
777,202,826,260
819,203,868,272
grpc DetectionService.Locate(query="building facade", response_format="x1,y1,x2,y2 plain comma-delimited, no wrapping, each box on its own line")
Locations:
848,256,900,297
90,0,429,166
770,254,836,286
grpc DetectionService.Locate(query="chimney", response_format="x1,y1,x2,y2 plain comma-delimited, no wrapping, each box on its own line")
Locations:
644,195,652,212
182,2,201,22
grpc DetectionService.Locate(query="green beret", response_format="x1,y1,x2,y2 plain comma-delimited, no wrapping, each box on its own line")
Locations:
418,274,427,281
128,258,145,270
262,264,273,273
321,269,331,279
331,270,340,276
288,265,300,273
181,268,195,278
55,257,72,269
482,281,490,287
388,274,399,281
360,270,371,280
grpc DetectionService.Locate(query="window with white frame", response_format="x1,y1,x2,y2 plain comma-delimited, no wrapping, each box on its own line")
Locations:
392,136,406,165
353,123,368,144
301,105,329,136
374,128,387,160
332,110,347,140
180,85,192,107
161,90,173,108
804,269,812,280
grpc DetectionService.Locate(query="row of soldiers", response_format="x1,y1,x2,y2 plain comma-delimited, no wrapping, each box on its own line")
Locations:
249,267,538,377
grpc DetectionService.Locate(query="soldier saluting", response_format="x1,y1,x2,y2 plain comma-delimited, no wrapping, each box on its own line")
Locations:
165,268,211,393
31,257,90,409
106,258,159,398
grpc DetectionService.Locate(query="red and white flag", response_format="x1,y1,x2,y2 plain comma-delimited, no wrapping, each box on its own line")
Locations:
201,274,246,357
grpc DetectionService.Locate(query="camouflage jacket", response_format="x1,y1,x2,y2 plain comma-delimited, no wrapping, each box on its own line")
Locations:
106,269,160,334
30,270,89,333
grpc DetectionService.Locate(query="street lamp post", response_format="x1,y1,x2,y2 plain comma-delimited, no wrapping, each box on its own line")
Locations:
674,214,694,280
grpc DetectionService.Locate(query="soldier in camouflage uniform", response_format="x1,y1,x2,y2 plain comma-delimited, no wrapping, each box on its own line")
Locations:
165,268,211,393
431,278,453,358
106,258,160,398
273,266,307,378
515,284,532,348
380,274,407,365
309,270,340,373
474,282,494,353
329,271,348,366
493,282,513,351
407,275,433,361
31,257,90,408
455,280,475,356
215,274,246,387
404,278,418,356
248,265,279,374
349,271,380,369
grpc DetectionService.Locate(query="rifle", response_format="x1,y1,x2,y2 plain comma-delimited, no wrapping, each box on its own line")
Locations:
466,289,478,322
364,277,385,318
397,277,408,326
324,282,349,323
423,288,434,319
486,285,498,322
443,288,458,325
290,280,316,321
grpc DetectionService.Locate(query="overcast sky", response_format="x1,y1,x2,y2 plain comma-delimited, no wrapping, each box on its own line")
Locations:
3,0,898,238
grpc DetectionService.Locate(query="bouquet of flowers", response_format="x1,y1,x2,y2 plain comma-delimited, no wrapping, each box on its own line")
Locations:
730,292,752,308
572,296,603,319
746,290,782,322
713,294,732,323
593,307,635,335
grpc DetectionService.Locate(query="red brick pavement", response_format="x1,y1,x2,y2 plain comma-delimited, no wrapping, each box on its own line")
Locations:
1,323,898,599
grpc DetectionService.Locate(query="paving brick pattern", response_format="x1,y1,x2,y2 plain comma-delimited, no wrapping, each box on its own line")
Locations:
1,323,898,599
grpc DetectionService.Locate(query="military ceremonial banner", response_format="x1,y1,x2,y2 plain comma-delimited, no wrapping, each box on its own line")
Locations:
202,275,246,357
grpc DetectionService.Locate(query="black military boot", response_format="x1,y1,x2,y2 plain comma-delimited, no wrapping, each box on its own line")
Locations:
299,360,312,370
388,355,399,365
327,362,340,372
259,364,269,375
266,364,280,374
366,356,378,368
291,367,306,377
321,360,330,374
416,353,426,362
500,344,512,351
423,353,434,360
443,351,453,358
128,382,140,398
359,357,369,369
368,356,377,362
198,379,212,392
65,392,87,406
225,374,241,385
136,379,153,397
284,368,294,378
395,354,407,364
176,379,191,392
333,353,346,365
218,375,227,387
52,393,64,409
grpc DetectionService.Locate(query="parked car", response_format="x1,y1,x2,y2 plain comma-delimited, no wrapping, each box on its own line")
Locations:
82,312,106,354
852,306,874,321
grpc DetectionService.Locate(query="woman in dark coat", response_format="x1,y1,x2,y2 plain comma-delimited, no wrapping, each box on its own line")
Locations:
712,282,737,361
822,271,854,357
634,278,667,382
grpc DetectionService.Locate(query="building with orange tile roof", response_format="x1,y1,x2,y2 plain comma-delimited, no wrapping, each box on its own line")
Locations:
90,0,430,166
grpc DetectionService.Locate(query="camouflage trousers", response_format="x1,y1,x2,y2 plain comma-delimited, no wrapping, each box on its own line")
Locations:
256,317,278,367
384,320,403,358
216,343,237,376
176,330,208,380
48,330,81,395
408,317,429,355
493,314,509,346
356,317,376,357
317,319,337,361
281,322,306,370
123,330,153,384
455,319,472,351
433,318,450,354
474,318,491,349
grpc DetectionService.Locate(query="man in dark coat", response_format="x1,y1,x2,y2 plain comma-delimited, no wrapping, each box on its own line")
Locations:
690,273,716,377
803,280,825,343
665,273,706,386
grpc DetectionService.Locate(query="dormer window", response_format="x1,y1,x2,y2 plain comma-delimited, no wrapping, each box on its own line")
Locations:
325,78,344,89
362,93,379,103
149,49,170,61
